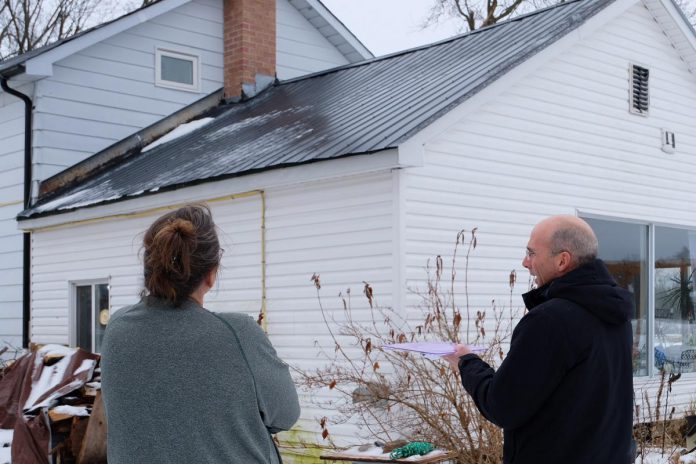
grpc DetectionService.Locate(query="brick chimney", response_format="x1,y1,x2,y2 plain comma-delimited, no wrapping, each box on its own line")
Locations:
223,0,276,101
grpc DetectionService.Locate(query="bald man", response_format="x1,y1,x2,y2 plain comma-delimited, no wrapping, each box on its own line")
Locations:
443,215,635,464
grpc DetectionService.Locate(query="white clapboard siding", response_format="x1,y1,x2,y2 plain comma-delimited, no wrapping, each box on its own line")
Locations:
29,171,395,448
259,173,394,452
0,204,23,347
31,0,225,182
0,81,33,349
276,0,350,79
404,0,696,412
30,194,264,343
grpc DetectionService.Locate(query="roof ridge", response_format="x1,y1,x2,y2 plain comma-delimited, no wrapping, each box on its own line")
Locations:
279,0,588,86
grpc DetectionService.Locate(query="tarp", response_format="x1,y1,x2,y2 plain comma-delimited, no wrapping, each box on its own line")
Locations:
0,345,98,464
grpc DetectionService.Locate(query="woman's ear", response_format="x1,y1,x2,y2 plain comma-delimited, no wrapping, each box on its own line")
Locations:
204,267,218,290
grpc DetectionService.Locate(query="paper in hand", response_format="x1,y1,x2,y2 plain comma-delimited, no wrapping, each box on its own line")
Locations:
382,342,486,359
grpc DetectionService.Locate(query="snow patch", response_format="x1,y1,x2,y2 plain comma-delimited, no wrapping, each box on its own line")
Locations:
636,449,696,463
142,117,215,152
0,429,12,446
51,405,90,417
37,344,74,358
0,428,12,464
74,359,95,375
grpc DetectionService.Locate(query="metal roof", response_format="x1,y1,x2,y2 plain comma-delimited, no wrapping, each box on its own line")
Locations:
19,0,614,220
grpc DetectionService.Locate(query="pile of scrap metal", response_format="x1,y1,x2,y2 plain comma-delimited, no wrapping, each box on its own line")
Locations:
0,345,106,464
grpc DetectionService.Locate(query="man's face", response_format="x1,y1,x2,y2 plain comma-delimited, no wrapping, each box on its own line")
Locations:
522,222,562,288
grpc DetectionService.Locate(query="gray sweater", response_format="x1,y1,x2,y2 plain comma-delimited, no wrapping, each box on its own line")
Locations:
101,297,300,464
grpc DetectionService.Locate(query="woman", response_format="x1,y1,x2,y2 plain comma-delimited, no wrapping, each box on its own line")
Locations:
101,204,300,464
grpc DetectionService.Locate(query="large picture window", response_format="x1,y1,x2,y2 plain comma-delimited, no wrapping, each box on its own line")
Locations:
584,217,696,377
73,281,110,353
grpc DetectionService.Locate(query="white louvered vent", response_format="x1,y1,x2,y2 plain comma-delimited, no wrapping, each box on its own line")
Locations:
629,64,649,115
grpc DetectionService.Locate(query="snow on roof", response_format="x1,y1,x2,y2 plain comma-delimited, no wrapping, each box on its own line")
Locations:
142,117,215,152
50,405,90,417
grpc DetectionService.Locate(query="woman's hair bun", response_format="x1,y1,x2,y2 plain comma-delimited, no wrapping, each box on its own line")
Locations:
165,218,196,240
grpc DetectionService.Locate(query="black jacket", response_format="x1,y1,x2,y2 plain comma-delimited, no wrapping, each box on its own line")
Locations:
458,259,634,463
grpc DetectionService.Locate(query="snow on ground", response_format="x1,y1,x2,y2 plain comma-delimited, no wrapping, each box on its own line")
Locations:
0,429,12,464
636,449,696,463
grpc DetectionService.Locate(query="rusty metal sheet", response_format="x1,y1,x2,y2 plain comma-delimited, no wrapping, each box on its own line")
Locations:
0,346,99,464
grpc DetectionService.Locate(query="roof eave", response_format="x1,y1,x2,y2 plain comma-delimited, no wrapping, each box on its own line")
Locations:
1,0,191,78
17,148,403,230
296,0,373,60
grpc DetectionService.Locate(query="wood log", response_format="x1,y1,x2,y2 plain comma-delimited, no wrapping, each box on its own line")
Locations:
77,391,107,464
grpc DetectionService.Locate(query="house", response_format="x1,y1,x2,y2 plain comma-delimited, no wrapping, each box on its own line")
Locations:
0,0,371,350
14,0,696,455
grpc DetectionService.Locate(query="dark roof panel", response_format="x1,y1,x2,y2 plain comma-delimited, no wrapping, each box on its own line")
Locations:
20,0,613,219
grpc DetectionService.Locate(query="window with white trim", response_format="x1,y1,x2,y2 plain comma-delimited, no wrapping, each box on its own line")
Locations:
155,48,200,92
583,217,696,377
72,281,110,353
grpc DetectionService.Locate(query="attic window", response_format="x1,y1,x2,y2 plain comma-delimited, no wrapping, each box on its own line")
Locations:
629,64,649,115
155,48,200,92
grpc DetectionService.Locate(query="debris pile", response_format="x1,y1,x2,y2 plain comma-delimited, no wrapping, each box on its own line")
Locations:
0,345,106,464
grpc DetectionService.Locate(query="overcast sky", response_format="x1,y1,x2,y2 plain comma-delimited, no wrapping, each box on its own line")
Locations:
320,0,465,56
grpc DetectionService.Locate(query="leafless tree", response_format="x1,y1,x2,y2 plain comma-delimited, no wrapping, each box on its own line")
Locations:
0,0,150,60
424,0,696,32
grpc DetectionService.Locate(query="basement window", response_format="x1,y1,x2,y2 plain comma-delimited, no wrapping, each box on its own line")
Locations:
629,64,649,116
155,48,200,92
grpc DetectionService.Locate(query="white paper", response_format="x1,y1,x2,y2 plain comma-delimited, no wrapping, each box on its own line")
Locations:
382,342,486,359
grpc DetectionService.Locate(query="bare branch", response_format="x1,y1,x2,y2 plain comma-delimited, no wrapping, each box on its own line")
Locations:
0,0,142,59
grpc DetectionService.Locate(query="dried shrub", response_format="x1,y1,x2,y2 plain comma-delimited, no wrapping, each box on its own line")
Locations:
634,370,696,462
297,229,519,463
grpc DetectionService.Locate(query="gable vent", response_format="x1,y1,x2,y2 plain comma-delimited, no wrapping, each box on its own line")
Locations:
630,64,649,115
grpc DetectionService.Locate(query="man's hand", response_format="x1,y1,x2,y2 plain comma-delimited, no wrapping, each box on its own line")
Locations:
442,344,473,371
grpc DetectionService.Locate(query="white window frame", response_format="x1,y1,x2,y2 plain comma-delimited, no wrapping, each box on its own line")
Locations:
69,279,110,353
155,47,201,93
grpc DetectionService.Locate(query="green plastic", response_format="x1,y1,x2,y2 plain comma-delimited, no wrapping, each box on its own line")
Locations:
389,441,435,459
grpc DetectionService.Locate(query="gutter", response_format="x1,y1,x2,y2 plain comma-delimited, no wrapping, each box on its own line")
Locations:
1,76,33,348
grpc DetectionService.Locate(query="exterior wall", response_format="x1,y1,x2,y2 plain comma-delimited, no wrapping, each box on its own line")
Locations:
29,171,394,449
403,0,696,411
32,0,225,183
0,81,33,349
31,0,350,183
276,0,350,78
0,0,353,349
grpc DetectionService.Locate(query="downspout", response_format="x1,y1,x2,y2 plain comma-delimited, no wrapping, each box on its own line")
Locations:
1,77,33,348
